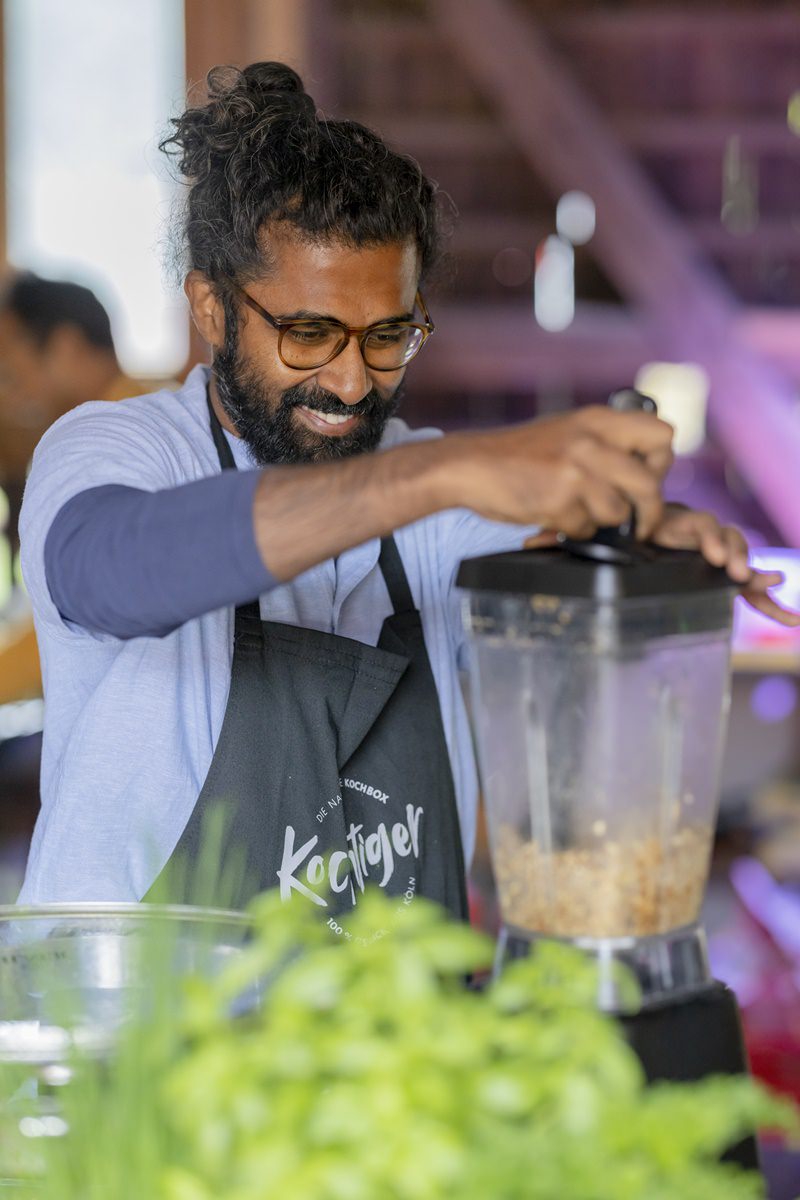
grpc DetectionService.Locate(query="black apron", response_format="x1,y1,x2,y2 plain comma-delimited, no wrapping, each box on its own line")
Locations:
151,396,467,926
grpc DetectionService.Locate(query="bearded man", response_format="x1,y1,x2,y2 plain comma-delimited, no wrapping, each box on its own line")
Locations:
17,63,791,915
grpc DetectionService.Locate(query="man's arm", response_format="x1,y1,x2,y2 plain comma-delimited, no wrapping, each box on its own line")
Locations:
252,406,674,580
43,405,673,639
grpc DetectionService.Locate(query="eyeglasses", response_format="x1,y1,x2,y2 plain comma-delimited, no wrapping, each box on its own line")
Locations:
226,281,435,372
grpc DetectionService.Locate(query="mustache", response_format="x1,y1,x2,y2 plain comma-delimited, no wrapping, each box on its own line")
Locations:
281,383,386,419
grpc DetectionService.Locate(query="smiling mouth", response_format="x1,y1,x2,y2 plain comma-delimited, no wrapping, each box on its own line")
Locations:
296,404,361,435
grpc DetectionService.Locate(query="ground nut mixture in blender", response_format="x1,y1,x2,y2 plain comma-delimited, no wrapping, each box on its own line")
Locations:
493,824,713,939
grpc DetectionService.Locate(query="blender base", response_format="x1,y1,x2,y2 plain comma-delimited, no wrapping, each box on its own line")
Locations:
620,981,758,1171
497,928,758,1172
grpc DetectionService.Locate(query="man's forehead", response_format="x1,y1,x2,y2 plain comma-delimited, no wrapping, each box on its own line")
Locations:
255,228,420,297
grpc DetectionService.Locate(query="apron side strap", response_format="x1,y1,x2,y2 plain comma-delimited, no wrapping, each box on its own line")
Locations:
235,599,263,624
206,388,237,471
207,387,261,625
378,537,416,616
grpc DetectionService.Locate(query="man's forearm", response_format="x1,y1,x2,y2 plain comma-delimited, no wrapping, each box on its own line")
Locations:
42,404,675,639
252,436,459,580
252,402,678,580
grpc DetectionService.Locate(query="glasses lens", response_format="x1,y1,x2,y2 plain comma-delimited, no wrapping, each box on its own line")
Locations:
363,325,424,369
280,323,347,369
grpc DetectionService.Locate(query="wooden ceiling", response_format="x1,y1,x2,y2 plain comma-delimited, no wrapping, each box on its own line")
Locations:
334,2,800,309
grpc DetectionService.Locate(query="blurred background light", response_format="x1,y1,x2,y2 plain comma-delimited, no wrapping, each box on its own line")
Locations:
634,361,709,456
555,190,596,246
534,235,575,332
788,91,800,137
751,676,799,725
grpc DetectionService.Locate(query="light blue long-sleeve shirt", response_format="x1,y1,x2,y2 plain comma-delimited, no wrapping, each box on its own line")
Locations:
18,365,531,903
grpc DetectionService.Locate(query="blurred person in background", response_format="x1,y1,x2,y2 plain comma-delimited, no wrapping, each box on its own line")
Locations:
0,272,144,420
0,273,148,704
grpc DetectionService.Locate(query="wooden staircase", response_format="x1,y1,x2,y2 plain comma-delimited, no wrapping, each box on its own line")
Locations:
325,0,800,542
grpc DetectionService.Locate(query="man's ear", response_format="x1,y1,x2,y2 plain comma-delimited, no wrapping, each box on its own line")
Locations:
184,271,226,349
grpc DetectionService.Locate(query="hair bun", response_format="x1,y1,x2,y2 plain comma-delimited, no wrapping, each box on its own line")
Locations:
207,61,316,121
161,58,441,293
163,61,317,182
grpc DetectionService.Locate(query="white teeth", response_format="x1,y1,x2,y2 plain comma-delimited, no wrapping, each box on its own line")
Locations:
303,407,353,426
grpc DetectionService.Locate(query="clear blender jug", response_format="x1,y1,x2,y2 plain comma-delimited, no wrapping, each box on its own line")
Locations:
458,535,737,1010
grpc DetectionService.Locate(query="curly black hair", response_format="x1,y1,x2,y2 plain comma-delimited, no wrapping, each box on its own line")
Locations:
160,62,444,292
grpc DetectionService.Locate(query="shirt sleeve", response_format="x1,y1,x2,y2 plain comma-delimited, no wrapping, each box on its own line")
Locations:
44,475,274,639
20,398,273,643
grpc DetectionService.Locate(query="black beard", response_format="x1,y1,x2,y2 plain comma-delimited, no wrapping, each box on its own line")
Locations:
213,334,402,466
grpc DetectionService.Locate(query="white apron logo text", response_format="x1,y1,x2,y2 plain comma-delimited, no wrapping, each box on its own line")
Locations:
340,777,389,804
276,804,423,907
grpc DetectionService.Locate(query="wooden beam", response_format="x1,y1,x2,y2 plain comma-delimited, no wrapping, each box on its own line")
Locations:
616,115,800,156
184,0,332,98
243,0,336,107
184,0,253,85
414,303,800,392
182,0,334,371
692,219,800,259
434,0,800,545
449,215,800,261
415,303,653,392
344,112,800,160
336,8,800,51
549,9,800,43
340,115,503,157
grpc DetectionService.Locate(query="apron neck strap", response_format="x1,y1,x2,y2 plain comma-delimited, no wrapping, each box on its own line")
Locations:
207,386,237,471
206,385,261,625
378,537,416,615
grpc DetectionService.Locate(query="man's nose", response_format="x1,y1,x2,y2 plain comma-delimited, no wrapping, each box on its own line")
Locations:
315,336,371,406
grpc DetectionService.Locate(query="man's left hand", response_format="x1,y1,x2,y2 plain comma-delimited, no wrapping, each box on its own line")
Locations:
651,504,800,627
524,504,800,627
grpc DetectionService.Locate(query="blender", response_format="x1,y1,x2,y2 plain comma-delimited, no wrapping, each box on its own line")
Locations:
457,394,756,1166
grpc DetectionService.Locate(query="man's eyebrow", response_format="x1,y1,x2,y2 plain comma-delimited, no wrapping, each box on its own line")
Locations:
278,308,415,324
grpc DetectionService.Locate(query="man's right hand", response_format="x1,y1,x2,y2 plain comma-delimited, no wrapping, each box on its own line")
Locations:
253,405,674,582
438,405,674,541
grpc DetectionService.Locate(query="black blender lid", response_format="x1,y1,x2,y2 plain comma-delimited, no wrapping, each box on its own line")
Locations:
456,535,733,601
